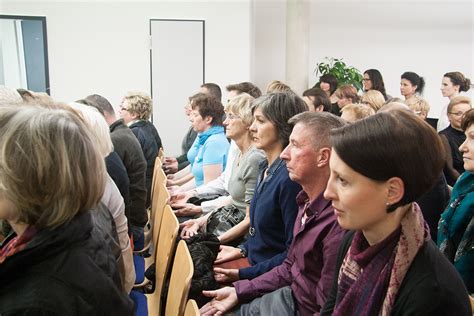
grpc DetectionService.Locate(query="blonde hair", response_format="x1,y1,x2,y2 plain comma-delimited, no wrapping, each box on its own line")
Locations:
225,93,255,126
265,80,293,94
0,105,106,229
361,90,385,112
447,96,472,113
405,97,430,117
341,103,375,121
122,92,153,120
0,86,22,106
69,102,113,158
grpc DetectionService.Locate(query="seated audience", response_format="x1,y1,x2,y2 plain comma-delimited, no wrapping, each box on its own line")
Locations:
438,72,471,131
302,87,331,112
340,103,375,123
85,94,147,248
400,71,425,102
201,112,346,315
361,89,385,112
168,93,229,190
438,108,474,305
178,94,265,244
439,96,472,186
70,102,135,293
363,69,389,100
321,110,471,315
0,105,133,314
119,92,162,208
211,92,307,282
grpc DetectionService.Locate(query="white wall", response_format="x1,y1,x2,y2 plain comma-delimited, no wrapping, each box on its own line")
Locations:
1,0,252,110
308,0,473,118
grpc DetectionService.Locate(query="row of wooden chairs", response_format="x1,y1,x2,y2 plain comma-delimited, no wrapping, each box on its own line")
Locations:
133,151,197,315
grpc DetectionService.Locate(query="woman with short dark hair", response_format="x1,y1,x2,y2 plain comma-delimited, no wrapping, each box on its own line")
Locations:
321,110,471,316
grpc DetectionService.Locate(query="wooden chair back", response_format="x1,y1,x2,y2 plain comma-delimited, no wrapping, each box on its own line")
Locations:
184,299,199,316
145,205,179,316
165,240,194,316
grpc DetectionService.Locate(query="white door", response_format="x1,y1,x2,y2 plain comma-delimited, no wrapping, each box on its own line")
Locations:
150,19,204,156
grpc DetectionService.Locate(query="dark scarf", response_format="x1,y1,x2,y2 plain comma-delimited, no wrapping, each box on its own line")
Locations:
334,203,429,316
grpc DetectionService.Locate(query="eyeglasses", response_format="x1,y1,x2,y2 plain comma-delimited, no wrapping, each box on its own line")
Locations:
120,107,130,112
448,111,466,117
226,113,241,120
362,78,371,82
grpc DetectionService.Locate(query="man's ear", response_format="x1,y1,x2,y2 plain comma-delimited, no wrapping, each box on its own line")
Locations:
317,147,331,167
386,177,405,206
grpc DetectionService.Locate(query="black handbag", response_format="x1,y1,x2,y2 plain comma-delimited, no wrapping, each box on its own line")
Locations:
206,204,245,238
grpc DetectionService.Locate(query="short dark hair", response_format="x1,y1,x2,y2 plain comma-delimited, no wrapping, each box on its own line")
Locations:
201,83,222,101
252,92,308,148
190,92,224,126
444,72,471,93
226,82,262,99
364,69,388,100
76,98,105,116
461,108,474,131
331,110,444,212
303,87,331,112
401,71,425,95
289,111,345,148
317,74,338,95
85,94,115,115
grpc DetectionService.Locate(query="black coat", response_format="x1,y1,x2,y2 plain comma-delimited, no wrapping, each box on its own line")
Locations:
110,119,148,227
129,120,162,207
0,211,134,315
321,231,471,316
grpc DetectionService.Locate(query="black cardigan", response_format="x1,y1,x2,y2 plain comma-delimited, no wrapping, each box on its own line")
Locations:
321,231,471,316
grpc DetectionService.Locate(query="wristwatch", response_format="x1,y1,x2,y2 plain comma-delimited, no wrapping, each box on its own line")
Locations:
238,245,247,258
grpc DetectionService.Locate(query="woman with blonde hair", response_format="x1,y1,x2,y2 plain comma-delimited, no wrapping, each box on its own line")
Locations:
405,97,430,120
0,105,133,314
340,103,375,123
361,90,385,112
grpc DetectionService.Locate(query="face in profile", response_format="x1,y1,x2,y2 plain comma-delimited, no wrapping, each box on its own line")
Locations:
324,150,392,232
249,107,279,151
190,107,209,133
440,77,459,98
400,79,417,98
460,124,474,172
223,110,247,140
363,73,373,91
280,122,322,183
118,99,134,124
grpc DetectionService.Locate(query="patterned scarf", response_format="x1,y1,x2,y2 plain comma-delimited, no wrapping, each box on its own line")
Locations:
333,203,429,316
0,225,37,264
438,171,474,293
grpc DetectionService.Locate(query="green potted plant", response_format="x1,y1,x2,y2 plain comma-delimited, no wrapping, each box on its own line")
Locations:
314,57,364,91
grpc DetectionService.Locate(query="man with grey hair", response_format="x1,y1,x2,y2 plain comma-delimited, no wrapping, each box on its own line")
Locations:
201,112,346,315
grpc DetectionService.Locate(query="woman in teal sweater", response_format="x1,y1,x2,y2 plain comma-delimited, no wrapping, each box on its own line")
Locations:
438,108,474,309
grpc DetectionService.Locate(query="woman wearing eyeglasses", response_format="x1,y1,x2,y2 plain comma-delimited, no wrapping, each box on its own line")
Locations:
439,96,472,186
363,69,389,101
321,110,471,316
